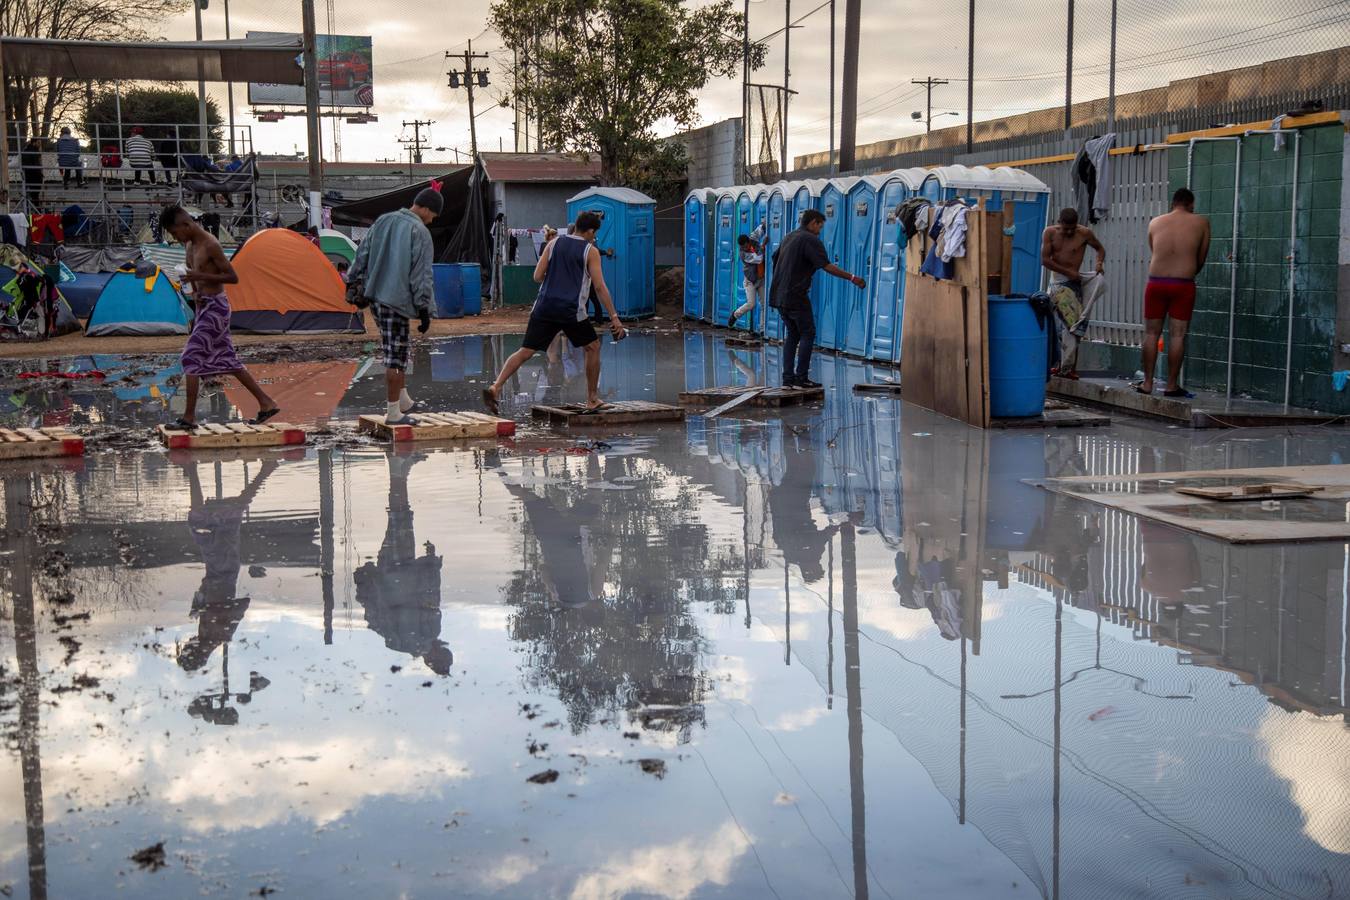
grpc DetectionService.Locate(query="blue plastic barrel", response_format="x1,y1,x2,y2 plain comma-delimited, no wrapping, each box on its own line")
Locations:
459,264,483,315
432,263,463,318
985,432,1049,550
987,294,1048,417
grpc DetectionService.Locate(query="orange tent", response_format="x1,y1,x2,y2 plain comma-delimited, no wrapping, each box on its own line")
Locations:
224,360,357,426
225,229,363,333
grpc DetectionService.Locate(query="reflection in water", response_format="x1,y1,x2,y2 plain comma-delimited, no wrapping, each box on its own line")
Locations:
0,334,1347,899
354,453,452,675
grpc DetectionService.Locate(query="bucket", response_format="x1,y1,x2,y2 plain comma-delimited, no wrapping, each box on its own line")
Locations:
987,294,1048,418
432,263,463,318
459,264,483,316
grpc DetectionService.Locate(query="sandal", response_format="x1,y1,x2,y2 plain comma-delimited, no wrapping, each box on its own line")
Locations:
578,402,613,415
481,388,499,416
169,417,198,432
1132,382,1152,395
250,407,281,426
1162,388,1194,399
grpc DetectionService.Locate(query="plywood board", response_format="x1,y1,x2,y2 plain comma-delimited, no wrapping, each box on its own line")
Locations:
158,422,305,450
359,411,516,441
1037,464,1350,543
0,427,85,460
531,400,686,427
705,387,766,418
679,385,823,408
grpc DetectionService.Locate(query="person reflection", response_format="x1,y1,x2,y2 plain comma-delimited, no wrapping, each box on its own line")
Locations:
176,458,277,725
892,549,962,640
768,440,840,584
354,452,453,675
498,460,608,608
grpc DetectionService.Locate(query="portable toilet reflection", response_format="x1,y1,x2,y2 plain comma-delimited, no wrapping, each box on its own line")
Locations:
712,189,738,326
840,175,885,357
870,167,928,363
815,176,857,351
566,186,657,318
683,188,715,320
919,165,1050,295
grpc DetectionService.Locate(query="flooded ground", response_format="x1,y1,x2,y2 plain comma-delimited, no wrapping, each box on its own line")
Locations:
1,331,1347,899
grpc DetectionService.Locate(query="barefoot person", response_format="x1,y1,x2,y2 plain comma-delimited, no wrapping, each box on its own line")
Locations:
1040,207,1105,378
1138,188,1210,396
346,183,441,424
482,210,626,415
161,205,279,429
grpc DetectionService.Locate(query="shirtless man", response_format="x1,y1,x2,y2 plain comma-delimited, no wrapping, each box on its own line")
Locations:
160,204,278,428
1138,187,1211,396
1041,207,1105,377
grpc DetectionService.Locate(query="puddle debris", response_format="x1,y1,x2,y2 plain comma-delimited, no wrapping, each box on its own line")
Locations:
526,769,560,785
130,842,168,872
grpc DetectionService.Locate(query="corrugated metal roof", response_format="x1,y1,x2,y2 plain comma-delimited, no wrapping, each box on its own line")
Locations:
481,153,601,184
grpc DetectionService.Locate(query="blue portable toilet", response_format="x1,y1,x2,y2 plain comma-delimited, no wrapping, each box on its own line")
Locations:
763,182,797,342
839,175,886,357
729,187,758,330
566,186,657,319
747,185,771,334
683,188,715,320
869,167,928,363
814,177,857,351
712,189,738,326
919,165,1051,295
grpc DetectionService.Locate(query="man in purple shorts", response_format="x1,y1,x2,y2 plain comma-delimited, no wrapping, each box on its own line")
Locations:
160,204,278,429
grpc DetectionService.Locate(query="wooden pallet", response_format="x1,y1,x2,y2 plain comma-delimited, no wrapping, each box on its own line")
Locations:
853,380,902,394
990,407,1110,429
531,400,685,427
1175,482,1320,502
0,426,85,460
158,421,306,450
723,336,763,348
359,411,516,441
679,384,825,408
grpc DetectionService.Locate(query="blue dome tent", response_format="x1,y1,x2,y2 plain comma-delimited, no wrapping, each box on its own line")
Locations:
85,264,192,336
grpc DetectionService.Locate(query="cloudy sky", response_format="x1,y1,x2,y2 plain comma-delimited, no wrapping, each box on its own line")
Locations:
159,0,1348,166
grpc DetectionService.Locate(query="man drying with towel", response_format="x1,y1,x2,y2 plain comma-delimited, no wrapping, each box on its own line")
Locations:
161,204,279,429
347,181,441,424
1040,207,1106,379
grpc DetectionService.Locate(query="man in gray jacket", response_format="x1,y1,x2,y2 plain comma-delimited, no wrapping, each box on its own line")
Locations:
347,183,442,424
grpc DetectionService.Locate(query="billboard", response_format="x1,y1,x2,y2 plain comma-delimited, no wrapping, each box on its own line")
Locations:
247,31,373,108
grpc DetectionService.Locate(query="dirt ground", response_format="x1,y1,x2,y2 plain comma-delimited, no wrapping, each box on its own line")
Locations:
0,305,536,361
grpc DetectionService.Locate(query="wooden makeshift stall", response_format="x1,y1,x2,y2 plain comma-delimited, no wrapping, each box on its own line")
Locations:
899,202,1015,429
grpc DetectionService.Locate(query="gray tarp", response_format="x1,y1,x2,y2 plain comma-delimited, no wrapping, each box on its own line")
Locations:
0,36,304,84
60,246,142,274
182,157,257,196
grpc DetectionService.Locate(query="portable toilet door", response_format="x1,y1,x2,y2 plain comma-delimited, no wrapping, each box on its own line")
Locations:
869,167,926,363
730,188,756,329
566,186,657,319
920,165,1050,295
712,189,738,326
840,176,885,357
683,189,709,320
815,177,857,351
750,186,771,334
764,183,794,341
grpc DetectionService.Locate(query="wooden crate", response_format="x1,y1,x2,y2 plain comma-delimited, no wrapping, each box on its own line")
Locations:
0,426,85,460
158,421,306,450
359,411,516,441
679,384,824,408
531,400,685,426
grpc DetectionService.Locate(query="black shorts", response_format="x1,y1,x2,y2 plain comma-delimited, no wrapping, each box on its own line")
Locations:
523,315,598,352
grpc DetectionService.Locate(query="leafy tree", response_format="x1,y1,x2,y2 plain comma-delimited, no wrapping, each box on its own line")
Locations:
489,0,763,186
1,0,190,146
85,86,223,154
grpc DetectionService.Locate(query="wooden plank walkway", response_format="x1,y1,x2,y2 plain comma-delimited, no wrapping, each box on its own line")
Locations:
531,400,685,427
679,384,824,408
0,426,85,460
158,421,306,450
359,411,516,441
990,406,1110,429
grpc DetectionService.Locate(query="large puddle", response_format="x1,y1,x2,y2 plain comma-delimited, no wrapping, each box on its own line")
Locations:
1,332,1348,899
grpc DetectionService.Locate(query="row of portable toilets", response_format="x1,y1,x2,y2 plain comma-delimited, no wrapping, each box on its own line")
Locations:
683,165,1053,365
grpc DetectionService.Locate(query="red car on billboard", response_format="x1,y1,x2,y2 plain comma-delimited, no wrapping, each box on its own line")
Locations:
318,51,372,90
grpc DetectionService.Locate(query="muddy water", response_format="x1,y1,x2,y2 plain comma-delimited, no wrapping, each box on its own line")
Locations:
0,332,1347,899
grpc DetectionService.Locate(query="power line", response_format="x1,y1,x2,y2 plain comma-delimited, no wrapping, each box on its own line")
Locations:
753,0,830,44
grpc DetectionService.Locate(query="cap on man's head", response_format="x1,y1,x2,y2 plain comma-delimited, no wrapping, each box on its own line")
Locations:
413,178,444,216
131,126,144,135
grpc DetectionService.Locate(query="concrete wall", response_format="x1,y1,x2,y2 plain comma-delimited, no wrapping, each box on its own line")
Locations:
678,119,742,189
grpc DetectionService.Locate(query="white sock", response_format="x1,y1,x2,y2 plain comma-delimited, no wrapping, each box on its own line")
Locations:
386,401,403,422
399,388,414,412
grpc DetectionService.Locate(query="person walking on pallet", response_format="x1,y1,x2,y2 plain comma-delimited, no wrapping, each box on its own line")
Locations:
769,209,866,388
346,182,442,425
161,205,279,430
1137,187,1210,398
482,210,626,416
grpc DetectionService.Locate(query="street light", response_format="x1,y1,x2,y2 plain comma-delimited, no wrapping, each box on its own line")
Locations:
911,109,960,133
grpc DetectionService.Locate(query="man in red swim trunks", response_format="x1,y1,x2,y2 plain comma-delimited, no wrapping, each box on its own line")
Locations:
1139,187,1211,396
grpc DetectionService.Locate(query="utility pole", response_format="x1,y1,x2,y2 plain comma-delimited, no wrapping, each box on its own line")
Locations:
400,119,434,164
1107,0,1118,133
742,0,750,181
0,34,9,211
193,0,209,151
1064,0,1074,131
912,77,949,133
447,41,490,160
225,0,236,156
838,0,860,171
966,0,975,153
829,0,836,174
781,0,790,176
301,0,323,229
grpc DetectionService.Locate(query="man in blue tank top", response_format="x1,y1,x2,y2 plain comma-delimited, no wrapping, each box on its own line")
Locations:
483,210,626,414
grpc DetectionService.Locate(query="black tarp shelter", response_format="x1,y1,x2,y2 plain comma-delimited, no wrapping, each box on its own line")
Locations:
328,167,473,258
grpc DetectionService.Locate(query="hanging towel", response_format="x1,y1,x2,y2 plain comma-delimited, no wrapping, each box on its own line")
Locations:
1073,132,1116,224
937,205,970,262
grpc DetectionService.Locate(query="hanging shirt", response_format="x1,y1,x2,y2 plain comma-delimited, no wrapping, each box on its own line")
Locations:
937,205,970,262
